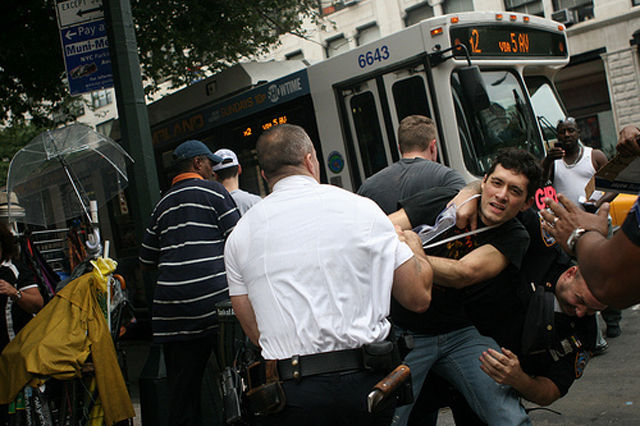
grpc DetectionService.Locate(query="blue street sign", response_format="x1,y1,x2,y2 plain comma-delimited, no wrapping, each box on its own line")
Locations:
59,19,113,95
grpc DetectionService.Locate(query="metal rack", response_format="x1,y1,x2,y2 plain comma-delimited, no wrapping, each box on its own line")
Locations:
29,228,69,273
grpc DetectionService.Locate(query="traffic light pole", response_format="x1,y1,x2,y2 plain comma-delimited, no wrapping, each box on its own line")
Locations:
103,2,166,426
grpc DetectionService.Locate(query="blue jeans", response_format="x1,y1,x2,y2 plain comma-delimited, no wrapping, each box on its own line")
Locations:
392,326,530,426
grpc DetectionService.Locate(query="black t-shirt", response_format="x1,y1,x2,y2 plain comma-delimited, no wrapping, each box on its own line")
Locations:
0,260,36,351
392,187,529,335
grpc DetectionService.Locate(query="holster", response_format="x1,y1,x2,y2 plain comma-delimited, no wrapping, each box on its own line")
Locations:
363,341,413,408
244,360,286,416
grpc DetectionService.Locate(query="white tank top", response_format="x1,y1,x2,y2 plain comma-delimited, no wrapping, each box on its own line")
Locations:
553,145,596,207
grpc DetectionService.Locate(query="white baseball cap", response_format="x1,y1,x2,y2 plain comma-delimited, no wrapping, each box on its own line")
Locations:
212,149,239,171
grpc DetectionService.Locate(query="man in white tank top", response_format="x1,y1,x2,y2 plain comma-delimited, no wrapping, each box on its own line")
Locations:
541,117,618,353
542,117,612,210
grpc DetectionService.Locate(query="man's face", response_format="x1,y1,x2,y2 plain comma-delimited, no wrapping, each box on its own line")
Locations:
479,164,532,225
556,121,579,149
195,156,214,180
555,266,607,317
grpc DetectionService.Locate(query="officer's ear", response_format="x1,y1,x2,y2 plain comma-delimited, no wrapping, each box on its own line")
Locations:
520,196,534,212
566,265,578,281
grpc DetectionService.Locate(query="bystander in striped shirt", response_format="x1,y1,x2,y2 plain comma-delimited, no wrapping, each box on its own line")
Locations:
139,176,240,343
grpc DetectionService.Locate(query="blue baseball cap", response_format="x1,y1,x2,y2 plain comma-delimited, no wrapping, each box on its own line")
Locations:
173,140,222,163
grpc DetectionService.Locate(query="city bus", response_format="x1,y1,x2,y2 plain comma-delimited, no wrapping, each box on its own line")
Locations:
145,11,570,194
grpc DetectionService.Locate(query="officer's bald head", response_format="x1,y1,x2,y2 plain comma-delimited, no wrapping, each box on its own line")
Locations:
556,266,607,317
257,124,317,182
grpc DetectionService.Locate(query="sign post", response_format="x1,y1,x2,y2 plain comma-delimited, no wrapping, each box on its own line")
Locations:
55,0,114,95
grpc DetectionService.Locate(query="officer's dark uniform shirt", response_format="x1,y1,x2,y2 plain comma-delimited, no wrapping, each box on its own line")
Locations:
393,187,529,336
511,206,597,397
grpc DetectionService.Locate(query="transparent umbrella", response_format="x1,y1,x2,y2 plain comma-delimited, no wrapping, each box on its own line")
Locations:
6,123,134,227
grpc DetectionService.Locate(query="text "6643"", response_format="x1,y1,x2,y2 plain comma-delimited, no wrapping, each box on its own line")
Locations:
357,46,390,69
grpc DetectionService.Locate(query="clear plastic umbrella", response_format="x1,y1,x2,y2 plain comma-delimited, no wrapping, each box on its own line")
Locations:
6,123,134,227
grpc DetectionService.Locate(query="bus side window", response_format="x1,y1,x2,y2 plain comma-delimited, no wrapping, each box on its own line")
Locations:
392,76,431,122
350,92,388,177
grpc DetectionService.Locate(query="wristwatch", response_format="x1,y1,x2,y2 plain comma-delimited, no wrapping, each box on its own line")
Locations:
566,227,588,254
12,289,22,301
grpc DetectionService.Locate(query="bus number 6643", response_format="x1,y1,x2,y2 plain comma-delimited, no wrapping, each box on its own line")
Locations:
358,46,390,68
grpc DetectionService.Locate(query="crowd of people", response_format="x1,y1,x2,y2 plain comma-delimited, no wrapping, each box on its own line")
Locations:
3,115,636,426
135,115,639,426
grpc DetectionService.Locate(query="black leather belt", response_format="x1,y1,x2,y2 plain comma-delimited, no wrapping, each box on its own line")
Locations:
277,348,364,381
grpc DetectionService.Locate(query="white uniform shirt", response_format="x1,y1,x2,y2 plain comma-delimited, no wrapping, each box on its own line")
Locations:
225,175,413,360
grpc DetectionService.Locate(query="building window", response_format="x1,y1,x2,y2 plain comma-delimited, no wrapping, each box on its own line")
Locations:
319,1,359,15
444,0,474,14
404,3,434,27
285,50,304,61
325,35,350,58
552,0,594,25
633,0,640,6
91,89,113,109
505,0,544,16
356,23,380,46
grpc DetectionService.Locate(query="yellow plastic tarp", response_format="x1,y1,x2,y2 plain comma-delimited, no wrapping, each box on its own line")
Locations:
0,271,135,425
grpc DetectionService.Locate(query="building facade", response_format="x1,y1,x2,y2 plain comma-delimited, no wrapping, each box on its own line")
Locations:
76,1,640,153
266,0,640,154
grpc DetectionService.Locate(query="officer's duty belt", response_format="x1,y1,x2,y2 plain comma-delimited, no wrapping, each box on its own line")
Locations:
277,348,364,381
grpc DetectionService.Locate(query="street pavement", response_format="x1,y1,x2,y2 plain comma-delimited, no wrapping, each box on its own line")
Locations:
124,305,640,425
437,304,640,425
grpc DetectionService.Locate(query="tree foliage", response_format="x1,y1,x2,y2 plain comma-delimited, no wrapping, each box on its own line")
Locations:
0,0,319,124
0,122,48,187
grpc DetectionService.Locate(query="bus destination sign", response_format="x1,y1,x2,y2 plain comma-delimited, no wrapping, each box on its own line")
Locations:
450,25,568,59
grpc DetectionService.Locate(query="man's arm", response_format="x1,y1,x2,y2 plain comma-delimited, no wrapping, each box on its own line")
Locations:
591,149,616,207
389,208,411,230
392,229,433,313
541,147,564,184
0,281,43,314
480,348,562,406
388,181,482,231
448,180,481,230
230,295,260,347
616,126,640,156
426,244,509,289
542,194,640,308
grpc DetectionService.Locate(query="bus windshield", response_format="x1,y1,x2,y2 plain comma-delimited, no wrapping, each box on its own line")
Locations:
525,76,566,148
452,69,543,175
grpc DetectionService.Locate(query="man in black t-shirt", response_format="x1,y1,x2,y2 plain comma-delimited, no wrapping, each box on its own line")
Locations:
391,149,540,426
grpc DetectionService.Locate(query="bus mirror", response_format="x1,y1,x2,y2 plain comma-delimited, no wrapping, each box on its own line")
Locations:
458,66,490,111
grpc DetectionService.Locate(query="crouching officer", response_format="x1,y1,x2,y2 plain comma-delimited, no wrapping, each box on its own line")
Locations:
224,124,433,425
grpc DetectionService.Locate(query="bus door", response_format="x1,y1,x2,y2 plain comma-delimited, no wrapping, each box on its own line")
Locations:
339,78,396,188
381,66,439,159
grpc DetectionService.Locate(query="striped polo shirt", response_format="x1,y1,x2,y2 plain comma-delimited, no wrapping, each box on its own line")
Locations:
139,177,240,343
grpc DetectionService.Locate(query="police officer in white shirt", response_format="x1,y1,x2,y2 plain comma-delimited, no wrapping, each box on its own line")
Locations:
224,124,433,425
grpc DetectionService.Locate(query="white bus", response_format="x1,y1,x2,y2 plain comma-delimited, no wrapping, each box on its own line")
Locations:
147,11,570,194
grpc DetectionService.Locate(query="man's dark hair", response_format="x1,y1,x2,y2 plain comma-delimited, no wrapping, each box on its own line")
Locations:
0,223,17,262
485,148,542,198
215,166,239,180
257,124,314,179
397,115,436,153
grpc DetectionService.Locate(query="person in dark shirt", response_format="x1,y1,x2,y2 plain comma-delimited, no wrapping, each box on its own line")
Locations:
0,223,43,425
390,148,541,426
357,115,465,215
139,140,240,426
404,185,605,425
